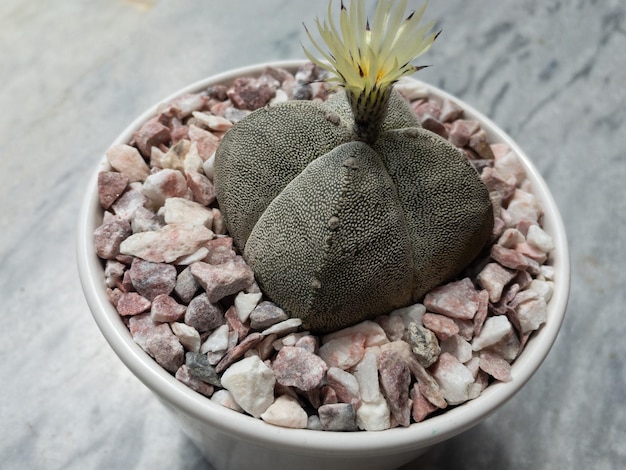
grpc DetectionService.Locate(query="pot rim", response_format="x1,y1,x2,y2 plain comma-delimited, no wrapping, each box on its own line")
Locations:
76,59,570,455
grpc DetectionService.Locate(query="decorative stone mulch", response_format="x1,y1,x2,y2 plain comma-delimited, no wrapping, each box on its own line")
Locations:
94,62,555,431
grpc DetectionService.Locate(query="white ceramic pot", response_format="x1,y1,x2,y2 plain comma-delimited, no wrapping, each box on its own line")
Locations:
77,60,570,470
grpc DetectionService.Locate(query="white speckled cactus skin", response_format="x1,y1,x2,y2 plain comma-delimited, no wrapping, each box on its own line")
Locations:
214,88,493,333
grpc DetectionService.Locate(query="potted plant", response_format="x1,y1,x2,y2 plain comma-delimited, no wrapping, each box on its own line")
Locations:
77,1,569,469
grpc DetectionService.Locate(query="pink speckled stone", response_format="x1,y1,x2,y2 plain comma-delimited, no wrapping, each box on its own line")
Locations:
132,117,171,158
318,333,366,370
190,259,255,303
129,258,177,301
272,346,328,391
106,144,151,182
150,294,186,322
379,350,411,427
97,171,128,209
479,350,512,382
94,218,131,260
411,384,438,423
116,292,151,316
424,278,481,320
146,323,184,373
422,313,460,341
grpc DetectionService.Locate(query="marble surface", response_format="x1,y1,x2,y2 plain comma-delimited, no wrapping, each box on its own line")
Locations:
1,0,624,468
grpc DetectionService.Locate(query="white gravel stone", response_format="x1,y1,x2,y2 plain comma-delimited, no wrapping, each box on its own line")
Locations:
530,279,554,303
183,142,204,175
160,141,187,172
260,395,308,429
507,189,542,226
260,318,303,336
389,303,426,327
106,144,150,182
104,260,125,288
200,324,229,353
440,335,473,363
472,316,513,351
192,111,233,132
494,151,526,185
326,367,360,407
527,224,555,253
234,291,263,323
352,351,381,403
220,355,276,418
539,264,555,281
164,197,213,228
517,297,548,333
120,223,213,263
356,397,391,431
319,333,366,370
464,356,481,378
142,168,188,207
323,320,388,347
497,228,526,248
307,415,323,431
431,353,475,405
174,247,209,265
477,262,517,303
211,389,243,412
171,322,201,353
202,153,216,181
269,89,289,105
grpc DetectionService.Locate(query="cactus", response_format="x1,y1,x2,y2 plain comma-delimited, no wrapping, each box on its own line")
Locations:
214,0,493,333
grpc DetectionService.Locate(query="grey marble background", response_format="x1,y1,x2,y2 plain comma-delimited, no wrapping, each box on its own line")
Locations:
1,0,623,468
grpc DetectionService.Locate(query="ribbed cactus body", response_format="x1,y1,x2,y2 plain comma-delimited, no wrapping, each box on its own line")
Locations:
214,89,493,333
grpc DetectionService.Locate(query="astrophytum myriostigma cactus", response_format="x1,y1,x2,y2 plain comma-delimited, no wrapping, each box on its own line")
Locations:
214,0,494,333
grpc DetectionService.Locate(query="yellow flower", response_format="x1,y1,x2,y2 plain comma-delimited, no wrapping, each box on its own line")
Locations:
304,0,438,97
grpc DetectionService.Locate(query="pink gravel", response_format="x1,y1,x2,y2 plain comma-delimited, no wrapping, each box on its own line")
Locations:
93,64,555,431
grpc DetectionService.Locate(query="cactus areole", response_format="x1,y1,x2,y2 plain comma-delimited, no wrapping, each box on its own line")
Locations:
214,0,494,333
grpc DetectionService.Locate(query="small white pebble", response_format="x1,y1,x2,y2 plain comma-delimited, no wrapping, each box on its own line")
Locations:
507,189,542,226
260,395,308,429
260,318,303,336
389,303,426,328
440,335,473,363
164,197,213,228
356,398,391,431
174,247,209,265
494,151,526,185
234,291,263,323
539,264,555,281
353,351,381,403
171,322,201,353
517,297,548,334
527,224,555,253
192,111,233,132
269,89,289,105
431,353,475,405
307,415,323,431
497,228,525,248
464,356,481,378
529,279,554,303
468,382,483,400
323,320,388,348
220,355,276,418
211,389,243,412
200,324,229,353
183,141,204,175
202,153,216,181
472,316,512,351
